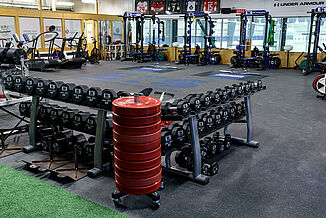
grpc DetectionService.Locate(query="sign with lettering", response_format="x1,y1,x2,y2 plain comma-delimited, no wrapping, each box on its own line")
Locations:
267,0,326,13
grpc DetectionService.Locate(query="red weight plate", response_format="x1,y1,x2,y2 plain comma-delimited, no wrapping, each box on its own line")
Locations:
113,130,161,144
114,163,161,179
113,112,161,126
113,121,161,135
114,155,161,170
114,138,161,153
115,170,161,187
116,180,162,195
114,146,161,161
113,96,161,117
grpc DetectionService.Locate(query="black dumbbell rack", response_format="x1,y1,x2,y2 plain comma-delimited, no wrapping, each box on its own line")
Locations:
161,92,263,185
23,95,108,178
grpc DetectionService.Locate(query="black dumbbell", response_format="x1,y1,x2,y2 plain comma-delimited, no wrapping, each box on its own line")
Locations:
35,79,51,97
227,103,236,120
70,134,89,159
216,88,229,103
162,100,190,117
52,130,73,154
84,114,97,135
4,75,15,91
161,128,173,154
212,132,225,154
169,123,185,149
49,106,67,125
219,107,229,124
207,91,221,106
199,140,208,159
47,81,64,99
210,109,222,127
200,113,214,133
197,116,207,137
203,137,217,158
232,84,243,97
181,121,190,142
184,95,202,113
72,85,89,104
235,102,244,118
202,160,219,176
198,93,212,109
37,104,52,121
225,86,237,100
13,76,26,93
72,112,90,131
175,145,193,169
59,83,76,102
19,102,31,117
25,77,39,94
86,87,102,107
221,134,232,150
60,109,79,128
100,89,117,111
117,90,131,98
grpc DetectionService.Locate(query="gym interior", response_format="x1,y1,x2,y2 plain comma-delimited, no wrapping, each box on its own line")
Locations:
0,0,325,217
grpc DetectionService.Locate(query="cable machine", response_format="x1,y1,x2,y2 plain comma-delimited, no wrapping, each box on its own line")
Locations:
231,10,281,70
300,7,326,75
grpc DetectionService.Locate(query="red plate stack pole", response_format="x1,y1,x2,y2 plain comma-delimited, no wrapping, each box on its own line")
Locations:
112,95,162,208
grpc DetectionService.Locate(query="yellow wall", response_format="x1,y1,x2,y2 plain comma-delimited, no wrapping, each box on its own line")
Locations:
0,6,122,52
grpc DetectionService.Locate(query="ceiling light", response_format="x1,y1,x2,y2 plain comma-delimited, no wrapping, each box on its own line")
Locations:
82,0,96,4
56,1,74,6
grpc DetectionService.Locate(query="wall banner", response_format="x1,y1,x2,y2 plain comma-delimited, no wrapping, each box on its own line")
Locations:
267,0,326,13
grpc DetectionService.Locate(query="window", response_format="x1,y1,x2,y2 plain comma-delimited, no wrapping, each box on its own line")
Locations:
285,17,310,52
222,18,240,49
212,19,222,49
250,17,266,50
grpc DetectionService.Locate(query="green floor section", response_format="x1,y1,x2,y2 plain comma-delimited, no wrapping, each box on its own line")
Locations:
0,164,126,218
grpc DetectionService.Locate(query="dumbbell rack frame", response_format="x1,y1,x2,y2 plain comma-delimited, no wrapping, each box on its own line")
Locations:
23,95,108,178
161,93,261,185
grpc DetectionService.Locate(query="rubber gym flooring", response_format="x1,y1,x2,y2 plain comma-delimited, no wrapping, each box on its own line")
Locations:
1,61,326,218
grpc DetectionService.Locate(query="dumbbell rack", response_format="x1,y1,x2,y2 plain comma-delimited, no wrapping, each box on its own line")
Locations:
161,93,262,185
23,95,108,178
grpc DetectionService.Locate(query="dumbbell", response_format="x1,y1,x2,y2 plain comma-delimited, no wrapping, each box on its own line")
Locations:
84,114,97,135
37,104,52,121
199,113,214,133
202,160,219,176
60,109,79,129
49,106,67,125
175,145,193,169
161,128,173,154
224,86,237,100
52,130,73,154
227,103,236,120
70,134,89,159
212,132,225,154
197,93,212,109
72,85,89,104
85,87,102,107
161,100,190,117
39,127,59,151
199,140,209,159
25,77,39,94
13,75,26,93
181,121,190,142
117,90,131,98
47,81,64,99
216,88,229,103
206,91,221,106
235,102,245,118
100,89,117,111
215,133,232,151
169,123,185,149
232,84,243,97
209,109,222,127
255,80,265,91
219,106,229,124
197,116,207,137
203,137,217,158
59,83,76,102
184,95,202,113
4,75,15,91
35,79,51,97
19,102,31,117
72,112,90,131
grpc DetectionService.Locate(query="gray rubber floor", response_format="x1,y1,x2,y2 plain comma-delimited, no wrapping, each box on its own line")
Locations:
1,61,325,218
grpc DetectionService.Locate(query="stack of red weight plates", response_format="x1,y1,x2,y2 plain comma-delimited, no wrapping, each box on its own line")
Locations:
112,96,162,195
